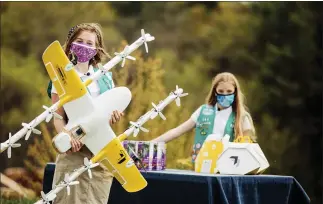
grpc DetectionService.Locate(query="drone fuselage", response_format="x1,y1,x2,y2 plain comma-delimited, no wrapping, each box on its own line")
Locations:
53,87,132,155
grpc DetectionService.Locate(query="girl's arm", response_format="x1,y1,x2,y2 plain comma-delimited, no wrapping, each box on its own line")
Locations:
151,118,196,143
51,93,67,133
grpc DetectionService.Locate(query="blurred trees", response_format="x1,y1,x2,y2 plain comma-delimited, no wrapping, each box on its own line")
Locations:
1,2,121,59
0,48,49,170
1,1,321,203
244,3,322,203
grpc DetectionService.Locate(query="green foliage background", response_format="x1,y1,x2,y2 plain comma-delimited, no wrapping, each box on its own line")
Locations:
0,2,322,203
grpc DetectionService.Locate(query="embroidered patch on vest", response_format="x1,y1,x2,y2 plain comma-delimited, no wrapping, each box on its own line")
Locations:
202,108,214,115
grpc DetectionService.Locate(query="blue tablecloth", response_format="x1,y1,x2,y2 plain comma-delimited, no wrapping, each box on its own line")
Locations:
43,163,310,204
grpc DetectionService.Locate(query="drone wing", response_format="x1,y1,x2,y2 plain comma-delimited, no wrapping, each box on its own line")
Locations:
76,87,146,192
42,40,87,106
91,137,147,193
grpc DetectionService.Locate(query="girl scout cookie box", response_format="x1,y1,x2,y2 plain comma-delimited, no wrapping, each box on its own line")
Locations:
122,140,166,171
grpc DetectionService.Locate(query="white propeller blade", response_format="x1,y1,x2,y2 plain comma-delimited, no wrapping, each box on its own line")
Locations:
175,94,188,106
133,128,139,137
151,102,166,120
140,127,149,133
141,29,149,53
159,113,166,120
139,125,149,133
126,56,136,61
140,29,155,46
174,85,189,107
122,58,126,68
66,185,71,196
43,105,63,122
41,191,56,204
58,173,79,196
6,133,21,158
84,157,99,179
130,121,149,137
114,45,136,67
22,123,41,140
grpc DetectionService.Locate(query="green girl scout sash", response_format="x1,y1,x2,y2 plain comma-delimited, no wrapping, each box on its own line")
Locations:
192,104,235,162
47,67,114,98
93,68,114,94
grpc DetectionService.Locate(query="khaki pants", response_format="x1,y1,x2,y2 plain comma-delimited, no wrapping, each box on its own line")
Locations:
52,147,113,204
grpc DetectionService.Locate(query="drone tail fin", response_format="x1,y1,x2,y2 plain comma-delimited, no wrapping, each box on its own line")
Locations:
42,40,87,105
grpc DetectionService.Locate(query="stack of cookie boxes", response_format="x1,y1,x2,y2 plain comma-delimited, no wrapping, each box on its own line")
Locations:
122,140,166,171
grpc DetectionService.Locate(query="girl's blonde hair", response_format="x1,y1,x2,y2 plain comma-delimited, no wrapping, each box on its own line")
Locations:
205,72,256,139
63,23,110,67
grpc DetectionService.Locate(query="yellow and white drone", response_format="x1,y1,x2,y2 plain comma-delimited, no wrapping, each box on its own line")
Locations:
0,29,188,204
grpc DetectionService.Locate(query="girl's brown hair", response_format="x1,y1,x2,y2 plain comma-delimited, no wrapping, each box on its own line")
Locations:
63,23,110,67
205,72,256,139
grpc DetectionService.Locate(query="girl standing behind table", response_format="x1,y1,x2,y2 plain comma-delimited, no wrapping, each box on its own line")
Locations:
152,72,256,163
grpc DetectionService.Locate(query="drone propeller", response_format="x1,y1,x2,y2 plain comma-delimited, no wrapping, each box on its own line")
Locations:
43,105,63,123
114,45,136,67
141,29,149,53
174,85,188,107
4,133,21,158
130,121,149,137
40,191,56,204
58,173,79,196
97,63,107,74
22,123,41,140
150,102,166,120
83,157,100,179
140,29,155,53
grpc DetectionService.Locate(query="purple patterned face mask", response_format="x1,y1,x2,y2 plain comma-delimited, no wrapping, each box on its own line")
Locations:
70,42,97,63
